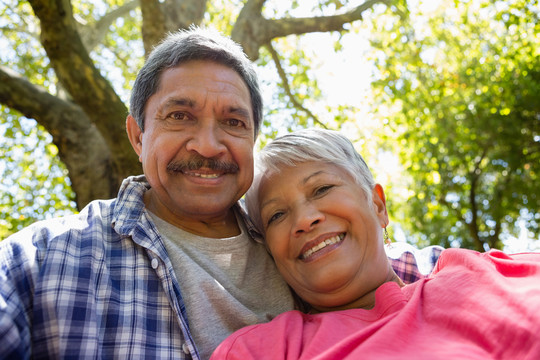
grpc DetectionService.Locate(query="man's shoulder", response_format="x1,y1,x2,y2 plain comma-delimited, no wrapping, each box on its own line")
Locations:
2,198,117,250
0,198,121,298
386,242,444,283
234,199,265,243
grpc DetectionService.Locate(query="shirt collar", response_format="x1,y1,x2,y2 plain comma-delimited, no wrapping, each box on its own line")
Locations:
112,175,264,244
112,175,150,238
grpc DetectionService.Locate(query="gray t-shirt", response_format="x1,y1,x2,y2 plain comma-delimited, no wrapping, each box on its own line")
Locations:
148,211,294,359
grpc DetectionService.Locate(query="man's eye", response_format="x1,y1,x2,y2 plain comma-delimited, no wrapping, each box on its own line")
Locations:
168,112,189,121
225,118,244,127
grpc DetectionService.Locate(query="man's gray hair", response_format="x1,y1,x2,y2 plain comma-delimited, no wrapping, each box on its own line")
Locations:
129,26,263,136
246,128,376,233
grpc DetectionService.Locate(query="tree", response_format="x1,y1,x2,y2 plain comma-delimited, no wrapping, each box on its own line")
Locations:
0,0,395,236
368,0,539,251
3,1,538,251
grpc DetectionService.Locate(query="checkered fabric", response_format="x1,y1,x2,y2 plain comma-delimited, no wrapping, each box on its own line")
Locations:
0,175,438,359
0,176,199,359
387,242,444,284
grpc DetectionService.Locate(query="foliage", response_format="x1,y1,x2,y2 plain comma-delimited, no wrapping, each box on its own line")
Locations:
368,0,540,250
1,0,538,253
0,109,76,238
0,0,380,238
0,2,77,236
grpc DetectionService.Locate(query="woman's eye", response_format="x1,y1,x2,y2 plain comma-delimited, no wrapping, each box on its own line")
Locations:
267,211,284,226
315,185,334,196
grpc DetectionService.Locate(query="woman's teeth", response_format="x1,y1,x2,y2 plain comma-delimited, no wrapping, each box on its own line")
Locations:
300,233,345,259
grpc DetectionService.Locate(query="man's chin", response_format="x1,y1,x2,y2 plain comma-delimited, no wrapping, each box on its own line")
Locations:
173,195,238,217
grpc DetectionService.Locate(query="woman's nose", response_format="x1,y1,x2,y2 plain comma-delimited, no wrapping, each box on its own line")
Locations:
292,204,325,236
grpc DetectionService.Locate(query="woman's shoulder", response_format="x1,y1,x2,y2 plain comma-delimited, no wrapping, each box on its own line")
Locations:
211,310,307,359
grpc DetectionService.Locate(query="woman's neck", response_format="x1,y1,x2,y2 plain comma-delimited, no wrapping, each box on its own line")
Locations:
310,265,404,314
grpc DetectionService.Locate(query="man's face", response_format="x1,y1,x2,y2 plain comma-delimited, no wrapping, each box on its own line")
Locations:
127,60,255,225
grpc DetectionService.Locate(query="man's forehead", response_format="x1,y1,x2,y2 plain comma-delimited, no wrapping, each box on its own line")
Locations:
156,64,250,100
162,60,246,87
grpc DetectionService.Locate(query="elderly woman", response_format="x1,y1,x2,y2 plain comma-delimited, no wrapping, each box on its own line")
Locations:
211,129,540,359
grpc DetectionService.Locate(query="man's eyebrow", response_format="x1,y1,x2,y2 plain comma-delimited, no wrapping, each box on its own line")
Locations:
226,106,251,119
160,100,251,119
162,97,195,109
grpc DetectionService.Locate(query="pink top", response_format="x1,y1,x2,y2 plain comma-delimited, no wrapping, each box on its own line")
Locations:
212,249,540,359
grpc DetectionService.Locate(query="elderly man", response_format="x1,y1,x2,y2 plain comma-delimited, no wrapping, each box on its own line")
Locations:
0,27,441,359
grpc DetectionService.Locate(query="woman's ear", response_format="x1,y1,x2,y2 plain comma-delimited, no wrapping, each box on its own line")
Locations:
372,184,389,227
126,115,143,161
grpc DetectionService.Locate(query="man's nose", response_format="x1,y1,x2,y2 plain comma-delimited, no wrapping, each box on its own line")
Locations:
292,203,325,236
185,122,226,158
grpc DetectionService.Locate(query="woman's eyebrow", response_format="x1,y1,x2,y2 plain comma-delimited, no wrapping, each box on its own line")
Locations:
259,169,333,209
302,170,329,185
260,197,279,214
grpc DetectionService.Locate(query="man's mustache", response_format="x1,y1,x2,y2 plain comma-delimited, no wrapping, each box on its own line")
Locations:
167,156,239,173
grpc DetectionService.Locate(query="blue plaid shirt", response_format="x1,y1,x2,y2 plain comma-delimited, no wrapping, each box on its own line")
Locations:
0,175,442,359
385,242,444,284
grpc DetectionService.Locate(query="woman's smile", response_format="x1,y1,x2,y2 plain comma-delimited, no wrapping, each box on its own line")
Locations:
257,161,391,309
299,233,345,261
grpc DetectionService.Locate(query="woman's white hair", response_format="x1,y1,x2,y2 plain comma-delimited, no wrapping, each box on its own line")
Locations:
246,128,376,234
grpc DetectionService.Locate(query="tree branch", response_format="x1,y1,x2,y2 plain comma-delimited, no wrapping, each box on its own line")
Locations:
163,0,207,32
139,0,209,55
438,193,465,225
0,66,115,207
77,0,139,51
468,172,482,250
28,0,139,180
0,25,39,40
140,0,168,55
233,0,388,59
467,148,488,251
266,42,326,129
268,0,388,39
244,0,266,13
487,172,511,249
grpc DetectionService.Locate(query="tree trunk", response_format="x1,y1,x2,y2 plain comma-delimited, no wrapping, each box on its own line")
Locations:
1,0,383,209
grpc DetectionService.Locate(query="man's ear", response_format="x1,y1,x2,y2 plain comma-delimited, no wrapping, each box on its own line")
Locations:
372,184,389,227
126,115,143,160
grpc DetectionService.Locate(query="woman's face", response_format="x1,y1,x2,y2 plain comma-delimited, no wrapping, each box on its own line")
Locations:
258,161,391,310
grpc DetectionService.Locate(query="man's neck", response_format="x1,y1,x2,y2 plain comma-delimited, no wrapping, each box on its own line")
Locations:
144,191,241,238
